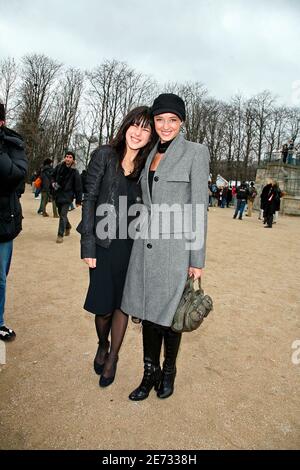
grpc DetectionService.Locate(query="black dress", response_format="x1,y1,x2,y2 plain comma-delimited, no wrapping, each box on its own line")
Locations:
84,173,140,315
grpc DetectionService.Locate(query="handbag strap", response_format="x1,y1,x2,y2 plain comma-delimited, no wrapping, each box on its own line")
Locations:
188,276,202,290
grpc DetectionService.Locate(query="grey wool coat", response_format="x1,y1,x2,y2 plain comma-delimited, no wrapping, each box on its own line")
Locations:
121,134,210,327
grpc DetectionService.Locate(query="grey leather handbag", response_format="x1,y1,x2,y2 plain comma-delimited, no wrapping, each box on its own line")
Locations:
171,278,213,333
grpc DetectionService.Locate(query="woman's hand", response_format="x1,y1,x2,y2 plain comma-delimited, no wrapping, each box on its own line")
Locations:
83,258,96,268
188,267,202,280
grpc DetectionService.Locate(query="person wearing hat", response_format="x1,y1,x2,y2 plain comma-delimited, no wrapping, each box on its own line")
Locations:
51,151,82,243
0,102,27,341
122,93,210,400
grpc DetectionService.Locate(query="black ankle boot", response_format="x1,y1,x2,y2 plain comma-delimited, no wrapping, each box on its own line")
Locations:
157,328,181,399
129,321,163,401
157,368,176,399
129,363,161,401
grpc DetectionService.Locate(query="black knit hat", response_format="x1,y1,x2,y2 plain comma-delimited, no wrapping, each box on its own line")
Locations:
151,93,186,121
0,103,5,121
64,151,75,160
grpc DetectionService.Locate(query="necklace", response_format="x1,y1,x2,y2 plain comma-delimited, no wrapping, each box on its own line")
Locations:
122,161,134,176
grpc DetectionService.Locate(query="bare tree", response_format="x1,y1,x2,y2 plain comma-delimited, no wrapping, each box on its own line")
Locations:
265,106,289,157
222,102,238,178
203,99,227,181
3,53,299,182
181,83,208,143
240,98,256,180
251,91,275,164
275,107,290,149
73,109,99,170
286,107,300,142
118,69,157,117
17,53,62,175
86,59,156,146
49,68,84,163
87,59,126,145
0,57,19,124
163,81,208,143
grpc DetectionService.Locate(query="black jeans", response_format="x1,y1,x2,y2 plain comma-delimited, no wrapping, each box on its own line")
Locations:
56,203,71,236
264,210,273,227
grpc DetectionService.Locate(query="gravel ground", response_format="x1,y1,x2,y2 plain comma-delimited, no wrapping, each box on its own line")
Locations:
0,186,299,450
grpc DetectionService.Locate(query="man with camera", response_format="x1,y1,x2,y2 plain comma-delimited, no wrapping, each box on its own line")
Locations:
0,102,27,341
52,151,82,243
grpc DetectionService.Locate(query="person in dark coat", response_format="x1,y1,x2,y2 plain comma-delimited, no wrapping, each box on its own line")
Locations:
259,180,271,220
233,182,249,220
38,158,57,217
261,180,276,228
77,106,155,388
221,185,228,208
246,181,257,217
281,144,288,164
0,102,27,341
80,170,88,194
52,152,82,243
260,180,272,217
226,186,232,207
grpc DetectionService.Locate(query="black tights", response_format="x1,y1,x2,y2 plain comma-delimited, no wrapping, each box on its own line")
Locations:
94,309,128,377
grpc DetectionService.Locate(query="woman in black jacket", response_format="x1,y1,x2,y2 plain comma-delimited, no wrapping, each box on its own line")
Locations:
77,106,155,388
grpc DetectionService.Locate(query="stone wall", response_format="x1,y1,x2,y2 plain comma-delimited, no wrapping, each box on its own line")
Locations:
281,196,300,216
254,162,300,215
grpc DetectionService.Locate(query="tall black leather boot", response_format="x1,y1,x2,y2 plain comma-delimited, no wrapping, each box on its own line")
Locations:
157,328,182,399
129,321,163,401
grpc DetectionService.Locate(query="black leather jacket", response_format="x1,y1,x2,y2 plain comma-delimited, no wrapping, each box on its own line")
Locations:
77,145,142,258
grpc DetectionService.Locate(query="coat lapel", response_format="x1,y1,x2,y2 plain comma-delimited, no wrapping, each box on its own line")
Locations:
158,134,186,174
144,134,186,204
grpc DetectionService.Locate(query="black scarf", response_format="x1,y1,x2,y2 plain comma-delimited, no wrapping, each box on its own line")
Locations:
157,139,174,154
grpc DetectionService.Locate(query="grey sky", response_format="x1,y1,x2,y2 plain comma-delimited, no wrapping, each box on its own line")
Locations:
1,0,299,105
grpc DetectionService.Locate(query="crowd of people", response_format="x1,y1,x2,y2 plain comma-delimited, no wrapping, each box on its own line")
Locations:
281,139,300,165
258,179,283,228
31,153,83,243
208,179,283,227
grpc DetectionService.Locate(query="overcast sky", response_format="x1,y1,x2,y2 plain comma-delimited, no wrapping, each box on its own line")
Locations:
1,0,300,106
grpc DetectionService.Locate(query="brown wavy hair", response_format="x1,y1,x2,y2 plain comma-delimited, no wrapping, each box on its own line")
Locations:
110,106,157,178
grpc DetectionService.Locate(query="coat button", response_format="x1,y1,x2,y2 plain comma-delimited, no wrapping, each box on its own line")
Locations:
136,196,142,203
147,243,152,249
154,176,159,182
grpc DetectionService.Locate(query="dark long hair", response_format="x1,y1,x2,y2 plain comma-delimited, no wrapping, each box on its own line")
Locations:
110,106,157,178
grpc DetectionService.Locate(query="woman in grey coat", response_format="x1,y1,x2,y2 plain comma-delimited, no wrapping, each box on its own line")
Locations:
121,93,210,400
